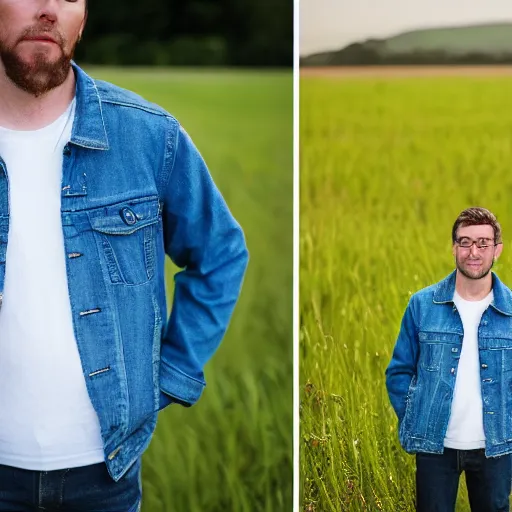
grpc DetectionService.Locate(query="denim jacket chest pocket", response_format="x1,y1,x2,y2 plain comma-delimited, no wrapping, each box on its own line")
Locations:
89,197,161,286
480,334,512,375
418,332,461,372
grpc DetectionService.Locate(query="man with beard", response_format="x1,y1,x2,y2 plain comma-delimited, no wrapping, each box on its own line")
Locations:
386,207,512,512
0,1,248,511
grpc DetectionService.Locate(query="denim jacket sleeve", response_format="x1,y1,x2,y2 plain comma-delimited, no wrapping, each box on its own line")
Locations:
385,296,420,422
158,123,249,408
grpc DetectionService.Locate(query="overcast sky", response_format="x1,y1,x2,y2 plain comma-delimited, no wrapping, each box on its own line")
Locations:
301,0,512,55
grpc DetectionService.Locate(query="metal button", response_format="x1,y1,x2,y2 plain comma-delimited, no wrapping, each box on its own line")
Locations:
451,368,455,374
481,364,488,369
120,207,137,226
63,145,71,156
451,348,458,353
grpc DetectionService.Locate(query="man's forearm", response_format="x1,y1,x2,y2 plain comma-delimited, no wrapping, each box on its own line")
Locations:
159,224,248,405
158,123,249,405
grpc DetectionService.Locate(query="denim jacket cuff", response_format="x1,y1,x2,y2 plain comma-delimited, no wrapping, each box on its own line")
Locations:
159,359,205,406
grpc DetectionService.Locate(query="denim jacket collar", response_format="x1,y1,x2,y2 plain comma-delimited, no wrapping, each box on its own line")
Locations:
433,269,512,316
70,62,109,151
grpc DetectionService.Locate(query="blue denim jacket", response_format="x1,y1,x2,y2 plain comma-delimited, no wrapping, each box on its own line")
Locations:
386,270,512,457
0,63,249,481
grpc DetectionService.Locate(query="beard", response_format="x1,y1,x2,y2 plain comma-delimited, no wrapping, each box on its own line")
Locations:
0,28,77,97
456,256,494,281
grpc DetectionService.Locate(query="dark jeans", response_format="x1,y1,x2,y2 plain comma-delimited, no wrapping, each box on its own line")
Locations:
0,458,142,511
416,448,511,512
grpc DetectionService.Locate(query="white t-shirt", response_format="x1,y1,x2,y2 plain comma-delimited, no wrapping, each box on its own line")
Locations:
443,289,493,450
0,100,105,470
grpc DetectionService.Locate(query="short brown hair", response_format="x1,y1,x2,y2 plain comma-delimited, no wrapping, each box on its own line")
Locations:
452,207,502,244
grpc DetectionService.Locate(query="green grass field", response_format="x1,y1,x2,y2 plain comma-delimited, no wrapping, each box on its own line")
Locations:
300,73,512,511
86,67,293,511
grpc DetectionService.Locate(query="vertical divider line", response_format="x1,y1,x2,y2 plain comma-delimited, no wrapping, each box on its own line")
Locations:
293,1,300,511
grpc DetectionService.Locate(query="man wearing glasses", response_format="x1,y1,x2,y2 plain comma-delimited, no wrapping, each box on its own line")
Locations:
386,207,512,512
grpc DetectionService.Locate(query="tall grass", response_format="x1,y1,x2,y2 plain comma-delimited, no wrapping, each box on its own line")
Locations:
86,68,293,511
300,74,512,511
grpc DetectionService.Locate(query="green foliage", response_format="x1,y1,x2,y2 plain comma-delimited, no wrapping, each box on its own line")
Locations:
300,75,512,511
76,0,292,66
85,67,293,511
80,37,228,67
166,37,227,66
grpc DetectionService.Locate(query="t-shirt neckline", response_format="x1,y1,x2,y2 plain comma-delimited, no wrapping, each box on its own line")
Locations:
0,98,76,137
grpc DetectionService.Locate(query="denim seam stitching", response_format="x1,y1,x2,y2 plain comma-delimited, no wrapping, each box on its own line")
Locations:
160,359,206,386
100,99,172,118
59,468,72,505
158,117,179,204
90,78,110,148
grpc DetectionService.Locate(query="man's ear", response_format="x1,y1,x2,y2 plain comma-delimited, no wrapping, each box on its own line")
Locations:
495,242,504,261
79,10,88,42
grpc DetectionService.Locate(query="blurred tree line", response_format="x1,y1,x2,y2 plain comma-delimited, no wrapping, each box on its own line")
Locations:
301,44,512,67
75,0,292,67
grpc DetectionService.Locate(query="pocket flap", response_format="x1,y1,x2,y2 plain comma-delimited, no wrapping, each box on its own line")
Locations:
418,331,461,344
90,198,160,235
481,337,512,350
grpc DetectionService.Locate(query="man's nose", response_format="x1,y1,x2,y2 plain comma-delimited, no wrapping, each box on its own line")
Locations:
470,244,480,257
37,0,59,23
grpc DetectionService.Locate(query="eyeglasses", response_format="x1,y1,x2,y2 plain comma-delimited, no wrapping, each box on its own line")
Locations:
454,237,499,250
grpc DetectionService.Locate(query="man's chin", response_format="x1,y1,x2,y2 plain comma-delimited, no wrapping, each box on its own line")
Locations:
20,51,62,67
1,49,72,97
457,265,492,281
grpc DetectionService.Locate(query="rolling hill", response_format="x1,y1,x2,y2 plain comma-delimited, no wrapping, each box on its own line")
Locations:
301,22,512,66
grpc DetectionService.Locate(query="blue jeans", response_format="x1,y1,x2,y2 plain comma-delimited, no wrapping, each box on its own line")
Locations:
0,458,142,511
416,448,511,512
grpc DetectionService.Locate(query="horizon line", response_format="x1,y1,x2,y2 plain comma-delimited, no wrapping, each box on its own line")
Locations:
300,19,512,58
